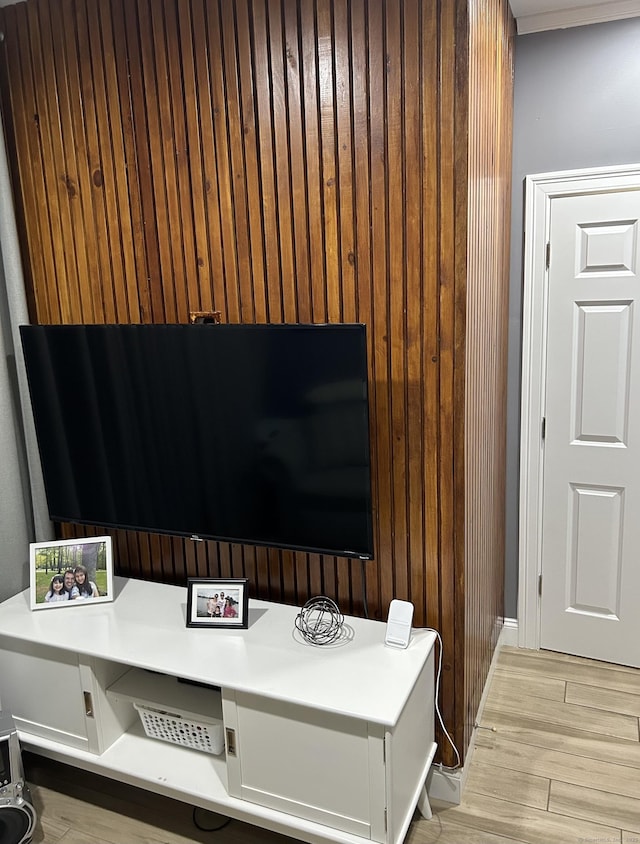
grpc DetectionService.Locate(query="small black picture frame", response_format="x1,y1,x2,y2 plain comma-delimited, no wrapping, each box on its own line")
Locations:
186,578,249,629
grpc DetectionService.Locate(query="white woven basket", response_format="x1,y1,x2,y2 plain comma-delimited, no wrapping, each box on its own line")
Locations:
134,702,224,755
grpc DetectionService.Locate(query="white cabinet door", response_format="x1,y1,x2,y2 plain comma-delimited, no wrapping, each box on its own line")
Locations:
224,690,386,840
0,637,90,751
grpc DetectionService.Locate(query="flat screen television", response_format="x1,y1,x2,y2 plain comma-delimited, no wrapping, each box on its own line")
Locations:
20,323,374,560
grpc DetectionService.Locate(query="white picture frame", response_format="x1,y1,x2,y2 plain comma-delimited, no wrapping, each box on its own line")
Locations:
30,535,114,611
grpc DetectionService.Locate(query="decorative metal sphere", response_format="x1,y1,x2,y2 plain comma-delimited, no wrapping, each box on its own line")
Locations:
295,596,344,645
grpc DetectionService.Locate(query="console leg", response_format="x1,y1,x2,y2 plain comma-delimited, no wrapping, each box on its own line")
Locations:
416,783,432,820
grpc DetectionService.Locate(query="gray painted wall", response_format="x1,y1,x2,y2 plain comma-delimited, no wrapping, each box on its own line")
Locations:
0,106,52,605
0,245,31,603
505,17,640,618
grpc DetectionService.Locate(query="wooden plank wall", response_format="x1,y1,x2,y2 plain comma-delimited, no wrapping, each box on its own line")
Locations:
0,0,514,765
463,0,515,753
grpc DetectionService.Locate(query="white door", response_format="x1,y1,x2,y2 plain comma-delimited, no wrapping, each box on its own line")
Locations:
540,187,640,667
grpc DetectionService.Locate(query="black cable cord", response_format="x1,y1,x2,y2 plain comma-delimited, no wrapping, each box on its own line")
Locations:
361,558,369,618
192,806,233,832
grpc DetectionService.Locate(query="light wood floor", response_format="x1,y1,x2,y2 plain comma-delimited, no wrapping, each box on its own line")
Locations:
22,645,640,844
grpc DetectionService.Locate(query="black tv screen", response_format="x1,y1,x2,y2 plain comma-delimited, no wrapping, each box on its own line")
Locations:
20,323,374,560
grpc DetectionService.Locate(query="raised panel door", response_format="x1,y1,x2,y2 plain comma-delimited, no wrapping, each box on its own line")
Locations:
541,188,640,665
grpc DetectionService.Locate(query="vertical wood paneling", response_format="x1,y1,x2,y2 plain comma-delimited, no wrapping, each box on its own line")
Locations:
350,0,376,617
464,0,515,757
404,0,425,616
438,0,463,763
386,0,408,603
0,5,48,322
0,0,513,766
421,0,441,641
367,0,392,615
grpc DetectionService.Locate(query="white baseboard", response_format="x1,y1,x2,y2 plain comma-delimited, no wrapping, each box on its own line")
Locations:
499,617,518,647
498,618,518,648
427,764,465,804
426,616,519,805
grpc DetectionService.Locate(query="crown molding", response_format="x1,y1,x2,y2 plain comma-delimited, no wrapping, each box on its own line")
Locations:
514,0,640,34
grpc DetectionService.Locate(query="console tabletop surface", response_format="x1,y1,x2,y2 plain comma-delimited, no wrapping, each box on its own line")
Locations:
0,577,435,726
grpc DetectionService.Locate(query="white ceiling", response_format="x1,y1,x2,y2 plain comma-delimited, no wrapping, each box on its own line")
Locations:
509,0,640,33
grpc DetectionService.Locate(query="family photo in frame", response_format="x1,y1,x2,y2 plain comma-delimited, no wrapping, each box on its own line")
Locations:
30,536,114,611
186,578,249,629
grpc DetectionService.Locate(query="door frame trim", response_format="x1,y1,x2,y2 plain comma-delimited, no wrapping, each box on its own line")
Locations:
518,163,640,650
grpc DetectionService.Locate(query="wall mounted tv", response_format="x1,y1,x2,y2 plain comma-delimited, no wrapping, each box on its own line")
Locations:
20,323,374,560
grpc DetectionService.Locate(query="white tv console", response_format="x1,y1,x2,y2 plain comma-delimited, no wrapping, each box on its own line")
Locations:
0,577,437,844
